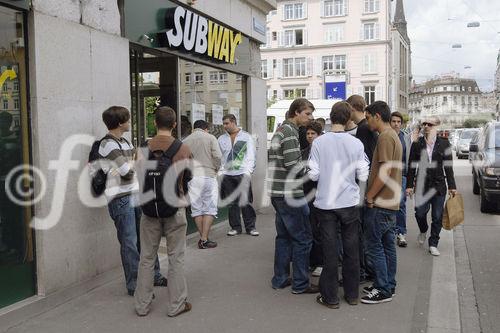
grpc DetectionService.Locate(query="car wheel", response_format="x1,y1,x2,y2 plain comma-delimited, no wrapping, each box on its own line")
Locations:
480,187,494,213
472,173,480,195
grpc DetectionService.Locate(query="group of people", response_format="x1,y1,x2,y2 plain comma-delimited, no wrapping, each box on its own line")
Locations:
96,106,259,317
268,95,457,308
95,93,457,316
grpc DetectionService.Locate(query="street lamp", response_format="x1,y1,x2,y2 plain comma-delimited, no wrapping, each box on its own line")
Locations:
467,22,480,28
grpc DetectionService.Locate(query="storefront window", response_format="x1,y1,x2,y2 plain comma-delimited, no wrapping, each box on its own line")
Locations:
179,59,247,138
0,5,34,309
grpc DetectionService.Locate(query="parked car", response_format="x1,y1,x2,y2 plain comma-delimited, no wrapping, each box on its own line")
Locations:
456,128,479,159
470,122,500,213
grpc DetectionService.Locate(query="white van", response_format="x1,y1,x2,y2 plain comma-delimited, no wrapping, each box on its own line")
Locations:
267,99,343,146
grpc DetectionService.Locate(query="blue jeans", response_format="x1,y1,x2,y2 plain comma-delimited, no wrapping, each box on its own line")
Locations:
271,197,312,292
107,195,161,292
415,194,446,247
396,176,407,235
364,207,397,297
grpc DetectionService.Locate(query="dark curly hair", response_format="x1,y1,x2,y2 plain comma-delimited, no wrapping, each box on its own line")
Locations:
305,120,323,136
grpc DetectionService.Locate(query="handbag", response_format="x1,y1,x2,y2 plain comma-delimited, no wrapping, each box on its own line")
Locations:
442,193,464,230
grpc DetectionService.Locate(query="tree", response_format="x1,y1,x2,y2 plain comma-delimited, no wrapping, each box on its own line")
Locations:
462,118,487,128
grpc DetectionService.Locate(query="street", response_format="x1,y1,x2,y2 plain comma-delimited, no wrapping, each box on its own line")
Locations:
453,157,500,333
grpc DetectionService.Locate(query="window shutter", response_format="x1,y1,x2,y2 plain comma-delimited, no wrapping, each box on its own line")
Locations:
268,60,274,79
314,56,322,77
278,89,283,100
344,0,349,15
360,24,364,41
372,54,377,73
303,3,308,19
375,23,380,40
375,0,380,12
357,86,364,96
278,31,284,47
277,59,283,78
362,54,368,73
303,28,308,45
306,88,312,98
282,5,286,20
320,0,325,16
376,85,383,100
306,58,313,76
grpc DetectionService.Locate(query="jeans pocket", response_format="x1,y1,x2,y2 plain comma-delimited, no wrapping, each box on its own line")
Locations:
108,196,130,220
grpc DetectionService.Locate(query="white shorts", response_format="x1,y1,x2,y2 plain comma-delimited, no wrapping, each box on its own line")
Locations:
188,176,218,217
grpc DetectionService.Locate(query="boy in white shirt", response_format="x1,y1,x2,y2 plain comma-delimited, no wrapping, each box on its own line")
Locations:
308,102,370,308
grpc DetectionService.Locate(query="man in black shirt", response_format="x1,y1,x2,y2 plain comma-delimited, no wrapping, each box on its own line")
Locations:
346,95,379,283
347,95,378,163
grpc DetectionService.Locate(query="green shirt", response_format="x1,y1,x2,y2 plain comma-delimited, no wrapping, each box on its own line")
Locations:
268,120,305,198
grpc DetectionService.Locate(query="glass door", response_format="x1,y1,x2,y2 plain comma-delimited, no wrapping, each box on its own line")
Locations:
0,6,35,309
129,46,178,147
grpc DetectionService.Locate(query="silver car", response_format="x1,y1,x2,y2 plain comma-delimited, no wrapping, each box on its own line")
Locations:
456,129,479,159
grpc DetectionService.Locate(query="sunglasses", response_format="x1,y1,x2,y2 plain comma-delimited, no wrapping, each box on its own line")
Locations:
422,122,435,127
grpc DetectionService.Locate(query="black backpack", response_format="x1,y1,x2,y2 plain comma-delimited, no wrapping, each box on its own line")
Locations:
141,139,183,218
88,135,127,197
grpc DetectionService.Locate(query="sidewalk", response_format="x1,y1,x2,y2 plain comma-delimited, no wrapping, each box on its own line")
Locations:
2,205,459,333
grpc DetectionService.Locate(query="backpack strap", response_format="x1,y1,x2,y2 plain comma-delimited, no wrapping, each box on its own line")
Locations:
164,139,183,159
103,134,123,150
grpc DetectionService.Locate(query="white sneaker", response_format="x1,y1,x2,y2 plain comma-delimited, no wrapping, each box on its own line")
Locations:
417,233,426,245
227,229,240,236
248,229,260,236
312,267,323,277
397,234,408,247
429,246,440,256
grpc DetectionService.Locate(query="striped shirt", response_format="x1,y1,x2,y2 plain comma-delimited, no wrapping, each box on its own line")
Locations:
268,120,305,198
98,135,139,200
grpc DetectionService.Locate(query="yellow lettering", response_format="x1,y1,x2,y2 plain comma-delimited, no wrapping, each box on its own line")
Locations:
208,21,224,58
229,31,242,64
218,28,230,62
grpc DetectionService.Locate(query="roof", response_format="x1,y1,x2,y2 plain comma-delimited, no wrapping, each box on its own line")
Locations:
393,0,410,43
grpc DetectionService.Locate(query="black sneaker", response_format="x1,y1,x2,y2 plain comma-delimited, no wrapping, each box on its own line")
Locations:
361,288,392,304
362,285,375,294
198,239,217,249
363,285,395,297
154,276,168,287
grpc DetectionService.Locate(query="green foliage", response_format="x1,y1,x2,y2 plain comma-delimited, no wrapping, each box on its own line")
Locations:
462,118,488,128
145,97,159,138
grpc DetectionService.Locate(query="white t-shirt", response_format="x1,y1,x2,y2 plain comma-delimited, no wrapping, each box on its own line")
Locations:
308,132,370,210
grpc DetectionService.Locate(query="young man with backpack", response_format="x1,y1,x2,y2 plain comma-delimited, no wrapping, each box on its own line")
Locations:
96,106,167,297
134,106,192,317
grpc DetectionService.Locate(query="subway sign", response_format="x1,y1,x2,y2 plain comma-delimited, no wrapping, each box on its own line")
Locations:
163,6,242,64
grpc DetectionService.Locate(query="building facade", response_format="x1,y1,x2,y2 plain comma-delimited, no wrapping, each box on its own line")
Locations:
390,0,411,114
408,74,494,127
0,0,275,326
260,0,411,111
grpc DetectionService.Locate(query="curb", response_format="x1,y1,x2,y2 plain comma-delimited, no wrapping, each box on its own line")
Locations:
427,229,461,333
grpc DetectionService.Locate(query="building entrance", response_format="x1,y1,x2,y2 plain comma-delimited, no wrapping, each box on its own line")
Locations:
0,5,35,309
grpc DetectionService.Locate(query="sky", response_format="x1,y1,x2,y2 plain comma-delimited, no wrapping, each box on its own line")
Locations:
404,0,500,91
